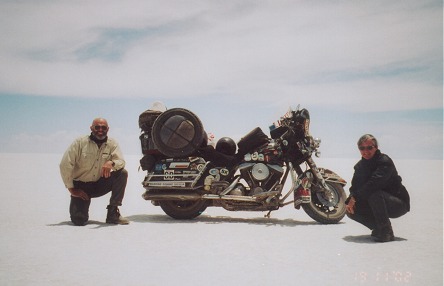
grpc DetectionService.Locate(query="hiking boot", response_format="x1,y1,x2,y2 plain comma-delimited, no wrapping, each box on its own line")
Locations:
106,205,130,225
374,225,395,242
70,197,90,226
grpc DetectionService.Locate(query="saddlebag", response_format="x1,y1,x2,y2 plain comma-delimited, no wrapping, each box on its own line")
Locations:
139,109,163,155
143,157,208,189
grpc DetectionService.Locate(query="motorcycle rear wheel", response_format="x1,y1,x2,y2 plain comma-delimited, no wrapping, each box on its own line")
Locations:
302,182,346,224
159,200,208,220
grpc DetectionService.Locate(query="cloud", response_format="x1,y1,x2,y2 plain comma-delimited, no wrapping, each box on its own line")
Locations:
0,0,441,112
0,1,441,159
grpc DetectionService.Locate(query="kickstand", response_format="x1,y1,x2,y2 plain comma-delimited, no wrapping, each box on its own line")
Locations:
264,211,272,218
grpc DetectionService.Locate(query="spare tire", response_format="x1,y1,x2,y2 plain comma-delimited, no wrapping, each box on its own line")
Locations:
151,108,205,157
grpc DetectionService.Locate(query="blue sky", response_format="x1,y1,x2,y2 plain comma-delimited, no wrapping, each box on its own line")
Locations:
0,0,442,160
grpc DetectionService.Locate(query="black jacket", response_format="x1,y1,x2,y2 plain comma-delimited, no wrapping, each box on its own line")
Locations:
350,150,410,211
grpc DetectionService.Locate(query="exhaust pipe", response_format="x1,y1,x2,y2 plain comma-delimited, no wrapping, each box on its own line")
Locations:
142,191,202,201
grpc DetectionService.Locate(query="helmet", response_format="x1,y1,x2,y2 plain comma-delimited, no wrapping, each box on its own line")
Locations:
216,137,236,156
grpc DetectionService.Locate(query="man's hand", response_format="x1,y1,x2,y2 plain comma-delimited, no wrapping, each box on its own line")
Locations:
101,161,114,178
68,188,89,201
346,196,356,214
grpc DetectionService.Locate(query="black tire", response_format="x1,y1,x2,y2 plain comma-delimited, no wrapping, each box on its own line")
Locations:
151,108,205,157
159,200,208,220
302,182,346,224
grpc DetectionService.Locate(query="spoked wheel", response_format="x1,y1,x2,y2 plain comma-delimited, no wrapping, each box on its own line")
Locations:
159,200,208,220
302,182,346,224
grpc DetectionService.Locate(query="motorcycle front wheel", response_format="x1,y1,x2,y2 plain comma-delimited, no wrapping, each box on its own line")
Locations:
302,182,346,224
159,200,208,220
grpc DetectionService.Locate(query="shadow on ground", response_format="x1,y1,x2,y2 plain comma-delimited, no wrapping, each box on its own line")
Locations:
47,220,122,229
343,235,407,244
126,213,328,227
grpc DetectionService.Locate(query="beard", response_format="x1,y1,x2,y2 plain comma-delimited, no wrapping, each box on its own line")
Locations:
90,132,108,143
94,134,107,140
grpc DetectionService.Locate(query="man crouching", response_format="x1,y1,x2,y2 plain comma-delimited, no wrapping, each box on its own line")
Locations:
59,118,129,226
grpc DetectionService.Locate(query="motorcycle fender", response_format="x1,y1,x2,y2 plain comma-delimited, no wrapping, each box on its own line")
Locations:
318,168,347,186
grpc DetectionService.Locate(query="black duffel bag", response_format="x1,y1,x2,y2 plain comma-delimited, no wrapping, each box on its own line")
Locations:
237,127,269,156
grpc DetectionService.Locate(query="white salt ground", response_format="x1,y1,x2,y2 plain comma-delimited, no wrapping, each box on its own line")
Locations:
0,154,442,286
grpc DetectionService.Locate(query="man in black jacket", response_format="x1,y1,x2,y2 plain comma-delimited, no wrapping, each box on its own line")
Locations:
345,134,410,242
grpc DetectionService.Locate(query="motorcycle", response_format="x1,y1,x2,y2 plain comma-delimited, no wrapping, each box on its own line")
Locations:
138,105,347,224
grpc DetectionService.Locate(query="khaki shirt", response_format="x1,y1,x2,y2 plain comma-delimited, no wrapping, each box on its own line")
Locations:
59,135,125,188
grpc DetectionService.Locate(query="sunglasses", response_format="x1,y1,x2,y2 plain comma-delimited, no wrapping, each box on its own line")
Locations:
94,125,108,131
359,146,375,151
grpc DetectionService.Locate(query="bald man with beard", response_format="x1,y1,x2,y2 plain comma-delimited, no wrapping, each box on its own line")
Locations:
60,118,129,226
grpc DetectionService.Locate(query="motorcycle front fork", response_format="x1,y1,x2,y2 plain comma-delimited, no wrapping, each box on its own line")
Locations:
290,158,329,206
304,157,329,190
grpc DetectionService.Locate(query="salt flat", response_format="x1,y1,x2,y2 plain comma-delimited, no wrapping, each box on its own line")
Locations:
0,153,442,286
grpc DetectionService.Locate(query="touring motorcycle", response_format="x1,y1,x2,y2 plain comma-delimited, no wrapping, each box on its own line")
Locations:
138,105,347,224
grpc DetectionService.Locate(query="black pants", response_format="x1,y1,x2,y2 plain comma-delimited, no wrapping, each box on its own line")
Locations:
69,169,128,225
346,190,408,231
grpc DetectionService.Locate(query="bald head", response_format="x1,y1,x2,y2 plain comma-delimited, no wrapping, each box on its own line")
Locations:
91,118,108,126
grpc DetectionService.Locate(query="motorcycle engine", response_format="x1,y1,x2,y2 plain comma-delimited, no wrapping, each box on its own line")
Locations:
239,161,284,195
251,163,269,181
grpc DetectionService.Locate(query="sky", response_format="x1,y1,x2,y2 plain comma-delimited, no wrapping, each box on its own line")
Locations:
0,0,442,160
